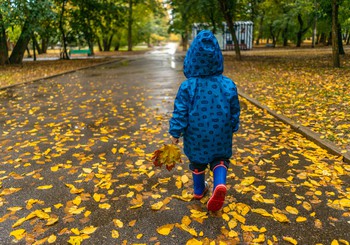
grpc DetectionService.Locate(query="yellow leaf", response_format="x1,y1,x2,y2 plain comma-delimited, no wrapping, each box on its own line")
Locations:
99,203,111,209
334,166,344,175
151,201,164,211
296,216,307,222
129,202,143,209
285,206,299,215
232,212,246,224
10,229,26,240
81,226,97,235
54,203,63,209
339,239,349,245
82,168,92,173
181,175,189,184
71,228,80,235
72,196,82,206
302,201,312,211
182,216,192,226
222,213,230,221
113,219,124,228
129,220,137,227
228,219,237,229
93,193,101,202
272,209,290,223
68,236,83,245
47,234,57,243
0,187,21,196
157,224,174,236
228,230,238,238
241,176,255,186
7,206,22,212
253,234,265,243
283,236,298,245
111,230,119,238
111,148,117,154
69,206,85,215
84,211,91,217
339,199,350,208
251,208,272,217
176,223,198,236
186,238,203,245
119,147,126,154
12,217,27,228
51,165,60,172
136,233,143,239
35,210,50,219
46,217,59,226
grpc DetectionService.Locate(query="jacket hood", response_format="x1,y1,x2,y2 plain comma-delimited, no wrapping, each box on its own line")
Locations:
183,30,224,78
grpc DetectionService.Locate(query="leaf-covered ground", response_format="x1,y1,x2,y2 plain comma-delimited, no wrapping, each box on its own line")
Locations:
1,52,350,244
224,47,350,153
0,59,109,88
0,50,147,88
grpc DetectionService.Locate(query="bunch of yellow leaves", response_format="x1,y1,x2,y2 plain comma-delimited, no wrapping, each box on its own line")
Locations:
151,144,182,171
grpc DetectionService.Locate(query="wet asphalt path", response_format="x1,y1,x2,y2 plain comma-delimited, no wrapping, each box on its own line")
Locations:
1,50,350,244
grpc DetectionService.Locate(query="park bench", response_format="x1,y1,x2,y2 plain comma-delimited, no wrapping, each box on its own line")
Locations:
69,49,92,56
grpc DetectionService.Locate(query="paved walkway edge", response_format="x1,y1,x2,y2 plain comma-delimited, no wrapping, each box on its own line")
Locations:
238,90,350,164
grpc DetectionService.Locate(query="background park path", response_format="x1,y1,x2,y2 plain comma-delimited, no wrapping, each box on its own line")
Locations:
1,47,350,244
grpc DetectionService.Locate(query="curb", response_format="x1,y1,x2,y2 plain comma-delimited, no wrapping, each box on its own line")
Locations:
238,90,350,164
0,58,123,91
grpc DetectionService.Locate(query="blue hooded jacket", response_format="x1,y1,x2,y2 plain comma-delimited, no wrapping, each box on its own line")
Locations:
169,30,240,164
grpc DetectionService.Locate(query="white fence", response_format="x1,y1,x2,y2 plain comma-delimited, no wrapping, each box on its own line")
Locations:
192,21,254,50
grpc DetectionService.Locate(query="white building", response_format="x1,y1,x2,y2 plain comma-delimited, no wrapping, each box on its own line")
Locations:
192,21,254,50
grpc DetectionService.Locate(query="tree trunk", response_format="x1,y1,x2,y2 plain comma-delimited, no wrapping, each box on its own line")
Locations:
256,15,264,45
218,0,241,60
347,34,350,45
0,13,9,65
296,14,304,47
41,37,48,53
296,13,312,47
107,34,114,51
114,42,120,51
327,31,332,46
181,32,188,52
9,21,32,64
33,35,42,54
127,0,133,51
312,14,317,47
98,39,103,51
320,32,326,45
332,0,340,67
269,24,276,47
282,22,289,47
338,24,345,55
59,0,69,60
32,35,36,61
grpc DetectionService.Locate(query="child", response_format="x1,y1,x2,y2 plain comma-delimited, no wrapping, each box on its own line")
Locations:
169,30,240,212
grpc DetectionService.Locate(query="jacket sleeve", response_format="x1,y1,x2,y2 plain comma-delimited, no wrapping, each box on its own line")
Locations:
230,86,241,133
169,82,189,138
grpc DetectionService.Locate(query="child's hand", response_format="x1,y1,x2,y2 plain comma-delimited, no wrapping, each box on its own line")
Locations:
171,136,179,145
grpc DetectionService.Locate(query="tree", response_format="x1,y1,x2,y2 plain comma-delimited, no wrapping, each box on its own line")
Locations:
6,0,55,64
332,0,340,67
95,0,125,51
218,0,241,60
126,0,164,51
0,12,9,65
168,0,197,51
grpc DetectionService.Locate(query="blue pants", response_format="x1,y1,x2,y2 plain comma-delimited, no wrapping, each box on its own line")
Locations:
190,159,230,172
